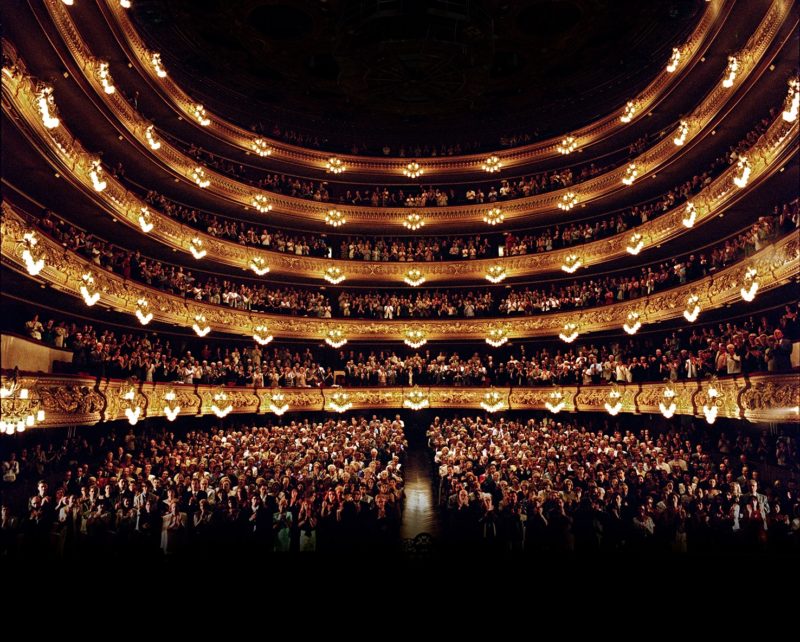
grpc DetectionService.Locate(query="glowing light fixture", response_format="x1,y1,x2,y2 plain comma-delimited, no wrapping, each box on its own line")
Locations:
545,390,566,414
403,328,427,349
21,232,45,276
326,157,345,174
559,322,579,343
782,77,799,122
623,311,642,335
622,163,639,186
733,157,751,188
325,209,345,227
251,194,272,213
80,272,100,306
722,55,739,88
659,387,677,419
485,326,508,348
251,138,272,156
150,52,167,78
485,265,507,284
620,100,638,123
557,136,577,155
324,328,347,348
191,104,210,126
145,124,161,150
683,294,701,323
328,391,353,414
189,237,207,259
36,86,60,129
403,268,426,287
482,156,502,173
673,120,689,146
604,387,623,416
191,166,210,188
703,384,719,424
0,378,45,434
402,213,425,231
89,159,107,192
666,47,682,73
61,0,74,5
561,254,582,274
163,389,181,421
135,298,153,325
480,388,506,413
192,314,211,337
138,207,154,233
626,233,644,255
682,202,697,228
123,388,141,425
249,256,270,276
97,61,116,94
323,266,345,285
740,267,758,302
558,192,578,211
403,387,430,411
269,392,289,416
120,1,132,9
252,324,273,345
211,390,233,418
483,207,504,226
403,161,423,178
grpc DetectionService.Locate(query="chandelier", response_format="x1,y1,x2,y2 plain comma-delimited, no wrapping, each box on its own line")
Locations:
249,256,270,276
89,159,107,192
622,163,639,186
189,237,206,259
97,61,116,95
740,266,759,302
0,375,45,435
192,314,211,337
137,206,154,233
480,388,506,413
251,138,272,157
683,294,701,323
659,387,677,419
36,85,60,129
557,136,577,155
80,272,100,306
485,265,507,284
324,328,347,348
328,391,352,413
561,254,582,274
673,120,689,146
325,209,345,227
251,194,272,213
163,389,181,421
403,328,427,349
403,387,430,410
403,161,423,179
326,157,345,174
145,124,161,150
150,51,167,78
682,202,697,228
666,47,682,73
21,231,45,276
783,77,799,122
558,192,578,211
269,391,289,416
545,390,566,414
620,100,639,123
703,382,719,424
135,298,153,325
559,322,579,343
402,213,425,231
722,55,739,88
323,266,345,284
626,232,644,255
733,157,751,188
604,387,623,416
403,268,426,287
211,390,233,418
485,326,508,348
191,104,211,127
191,166,210,188
483,207,504,226
482,156,502,173
623,311,642,335
122,387,141,425
252,324,273,345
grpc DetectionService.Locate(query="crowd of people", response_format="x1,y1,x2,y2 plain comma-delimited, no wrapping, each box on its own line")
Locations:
0,416,407,558
429,415,799,552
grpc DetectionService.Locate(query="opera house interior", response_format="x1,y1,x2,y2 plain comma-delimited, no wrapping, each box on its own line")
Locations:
0,0,798,561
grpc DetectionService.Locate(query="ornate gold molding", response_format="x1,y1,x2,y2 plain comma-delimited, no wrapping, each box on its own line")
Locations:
2,45,797,283
98,0,728,173
3,374,796,428
3,204,798,341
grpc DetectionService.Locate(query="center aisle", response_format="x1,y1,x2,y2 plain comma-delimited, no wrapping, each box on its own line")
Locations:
400,421,442,541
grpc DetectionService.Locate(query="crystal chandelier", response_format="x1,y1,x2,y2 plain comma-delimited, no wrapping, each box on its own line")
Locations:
482,156,502,173
605,387,623,416
402,213,425,231
622,163,639,186
189,237,206,259
80,272,100,306
326,157,345,174
325,209,345,227
620,100,638,123
251,138,272,156
683,294,701,323
666,47,682,73
249,257,270,276
135,298,153,325
328,391,352,413
323,266,345,284
740,266,758,302
561,254,582,274
485,326,508,348
559,322,579,343
545,390,565,414
89,159,107,192
403,161,423,178
150,52,167,78
122,387,141,425
483,207,504,226
269,392,289,415
36,85,60,129
138,207,154,233
485,265,507,284
191,166,210,188
403,328,427,349
557,136,577,155
480,388,506,413
733,157,751,188
703,383,719,424
659,387,677,418
623,311,642,335
163,389,181,421
558,192,578,211
403,387,430,410
324,328,347,348
21,232,45,276
252,324,273,345
145,124,161,150
722,55,739,88
673,120,689,146
192,314,211,337
403,268,426,287
251,194,272,213
626,232,644,255
682,202,697,228
97,61,116,94
191,104,211,126
211,390,233,418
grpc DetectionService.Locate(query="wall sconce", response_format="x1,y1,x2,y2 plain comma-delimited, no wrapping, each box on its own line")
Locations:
150,51,167,78
252,324,273,345
191,166,210,188
482,156,502,173
557,136,577,154
403,161,423,178
403,268,426,287
722,55,739,88
733,157,751,188
545,390,566,414
782,77,799,122
211,390,232,418
622,163,639,186
673,120,689,146
626,232,644,255
480,388,506,413
703,382,719,424
325,209,345,227
135,298,153,325
249,257,270,276
269,391,289,415
483,207,504,226
189,237,206,259
80,272,100,306
328,391,352,413
740,266,758,302
89,159,107,192
561,254,582,273
605,387,623,415
36,85,60,129
324,328,347,348
326,157,345,174
659,387,677,418
623,311,642,335
683,294,701,322
251,138,272,156
191,104,210,126
123,387,141,425
620,100,638,123
21,232,45,276
97,61,116,94
402,213,426,230
559,322,579,343
192,314,211,337
403,387,430,410
485,265,507,284
485,326,508,348
323,266,345,284
666,47,682,73
403,328,428,349
251,194,272,213
162,389,181,421
558,192,578,211
682,202,697,228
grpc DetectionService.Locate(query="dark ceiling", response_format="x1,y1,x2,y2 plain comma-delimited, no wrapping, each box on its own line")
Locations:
131,0,701,148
